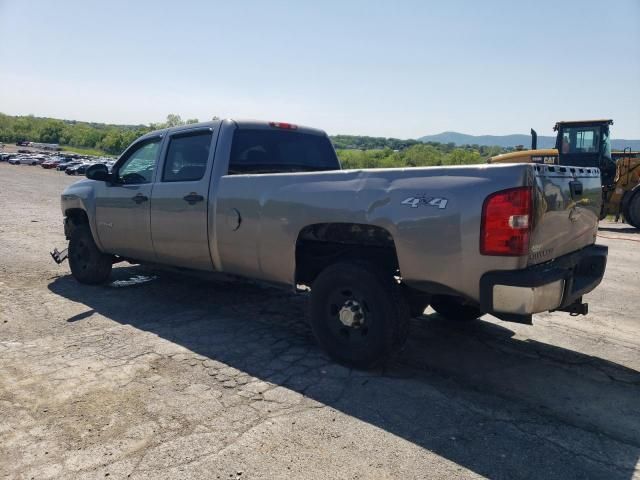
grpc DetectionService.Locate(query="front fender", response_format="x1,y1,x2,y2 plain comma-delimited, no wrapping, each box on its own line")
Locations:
60,180,103,251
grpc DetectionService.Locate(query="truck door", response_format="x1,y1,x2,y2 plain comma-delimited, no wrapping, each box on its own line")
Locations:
95,137,162,262
150,127,217,270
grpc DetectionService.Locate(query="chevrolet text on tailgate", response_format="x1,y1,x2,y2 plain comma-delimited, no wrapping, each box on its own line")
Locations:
56,119,608,368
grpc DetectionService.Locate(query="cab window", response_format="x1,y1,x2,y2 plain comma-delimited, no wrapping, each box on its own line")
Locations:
162,131,212,182
116,139,161,184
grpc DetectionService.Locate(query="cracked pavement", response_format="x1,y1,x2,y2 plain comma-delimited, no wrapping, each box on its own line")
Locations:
1,164,639,479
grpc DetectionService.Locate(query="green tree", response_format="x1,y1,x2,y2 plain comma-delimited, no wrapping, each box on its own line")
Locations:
39,120,65,143
165,114,184,127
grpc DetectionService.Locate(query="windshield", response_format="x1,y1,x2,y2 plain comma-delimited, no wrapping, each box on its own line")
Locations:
558,126,603,155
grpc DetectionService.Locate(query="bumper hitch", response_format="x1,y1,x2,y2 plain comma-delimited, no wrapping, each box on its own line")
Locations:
50,247,68,265
554,297,588,316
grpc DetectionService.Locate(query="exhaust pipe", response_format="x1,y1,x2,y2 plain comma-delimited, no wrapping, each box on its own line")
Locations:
531,129,538,150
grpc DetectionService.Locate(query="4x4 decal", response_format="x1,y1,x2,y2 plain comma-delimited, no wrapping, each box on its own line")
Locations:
401,195,448,209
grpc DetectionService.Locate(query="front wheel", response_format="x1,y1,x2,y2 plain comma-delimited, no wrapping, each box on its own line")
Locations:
430,295,484,322
68,225,113,284
309,262,409,369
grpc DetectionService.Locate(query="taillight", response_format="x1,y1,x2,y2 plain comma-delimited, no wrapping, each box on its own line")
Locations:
480,187,533,256
269,121,298,130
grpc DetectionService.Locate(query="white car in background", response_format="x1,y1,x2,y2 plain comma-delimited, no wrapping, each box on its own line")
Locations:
10,156,44,165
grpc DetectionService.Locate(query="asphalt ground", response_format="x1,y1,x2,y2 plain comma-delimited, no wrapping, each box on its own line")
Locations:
1,163,638,479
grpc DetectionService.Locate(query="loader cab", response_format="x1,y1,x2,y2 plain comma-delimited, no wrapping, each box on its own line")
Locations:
554,120,616,187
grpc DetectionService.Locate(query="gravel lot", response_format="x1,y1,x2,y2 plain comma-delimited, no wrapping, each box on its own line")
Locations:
1,163,639,480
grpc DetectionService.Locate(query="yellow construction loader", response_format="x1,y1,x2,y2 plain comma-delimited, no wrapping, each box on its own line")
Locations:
489,120,640,228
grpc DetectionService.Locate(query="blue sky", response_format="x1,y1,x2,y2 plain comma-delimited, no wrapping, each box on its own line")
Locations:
1,0,638,138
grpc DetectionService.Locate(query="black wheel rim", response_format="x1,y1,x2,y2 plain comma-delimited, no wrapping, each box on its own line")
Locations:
325,286,372,347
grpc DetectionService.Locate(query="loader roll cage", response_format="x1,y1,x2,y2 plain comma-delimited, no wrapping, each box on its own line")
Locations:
554,120,616,187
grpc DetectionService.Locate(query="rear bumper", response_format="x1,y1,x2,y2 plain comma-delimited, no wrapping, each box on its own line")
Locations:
479,244,608,320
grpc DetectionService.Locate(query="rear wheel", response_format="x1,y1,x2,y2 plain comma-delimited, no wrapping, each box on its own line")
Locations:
309,262,409,369
430,295,483,322
68,225,113,284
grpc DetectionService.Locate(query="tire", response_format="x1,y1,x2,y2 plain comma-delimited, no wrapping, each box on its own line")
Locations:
430,295,483,322
310,262,409,369
626,192,640,229
68,225,113,284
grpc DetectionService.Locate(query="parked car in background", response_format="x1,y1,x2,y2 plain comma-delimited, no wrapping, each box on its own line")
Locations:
10,156,43,165
75,163,95,175
64,163,82,175
57,160,81,172
65,162,93,175
42,157,63,169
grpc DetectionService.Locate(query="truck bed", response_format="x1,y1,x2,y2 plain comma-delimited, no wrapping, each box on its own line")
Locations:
212,163,601,301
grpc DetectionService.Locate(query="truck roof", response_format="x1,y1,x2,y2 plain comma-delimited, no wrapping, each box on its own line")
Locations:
139,119,328,141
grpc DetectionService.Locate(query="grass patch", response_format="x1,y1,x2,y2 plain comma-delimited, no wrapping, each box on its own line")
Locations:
60,145,112,157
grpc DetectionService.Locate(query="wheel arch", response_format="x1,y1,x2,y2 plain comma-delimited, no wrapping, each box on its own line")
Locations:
294,222,400,286
64,208,89,237
63,207,105,252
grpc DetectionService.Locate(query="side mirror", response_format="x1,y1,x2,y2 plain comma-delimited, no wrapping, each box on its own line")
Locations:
86,163,111,181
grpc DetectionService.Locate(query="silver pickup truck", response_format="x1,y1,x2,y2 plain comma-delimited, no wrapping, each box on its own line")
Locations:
59,119,608,367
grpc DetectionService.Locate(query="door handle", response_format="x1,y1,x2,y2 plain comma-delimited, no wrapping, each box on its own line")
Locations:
132,193,148,204
183,193,204,205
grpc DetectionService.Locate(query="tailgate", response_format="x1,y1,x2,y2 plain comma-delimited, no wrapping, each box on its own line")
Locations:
528,165,601,266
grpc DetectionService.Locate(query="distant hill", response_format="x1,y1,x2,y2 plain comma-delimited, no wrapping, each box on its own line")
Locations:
419,131,640,151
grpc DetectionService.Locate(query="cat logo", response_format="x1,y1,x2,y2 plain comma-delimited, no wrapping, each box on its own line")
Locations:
531,155,558,165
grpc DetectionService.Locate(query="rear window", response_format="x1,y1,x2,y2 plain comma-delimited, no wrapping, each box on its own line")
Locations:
228,129,339,174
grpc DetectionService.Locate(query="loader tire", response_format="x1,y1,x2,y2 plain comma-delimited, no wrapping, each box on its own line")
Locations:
626,192,640,229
